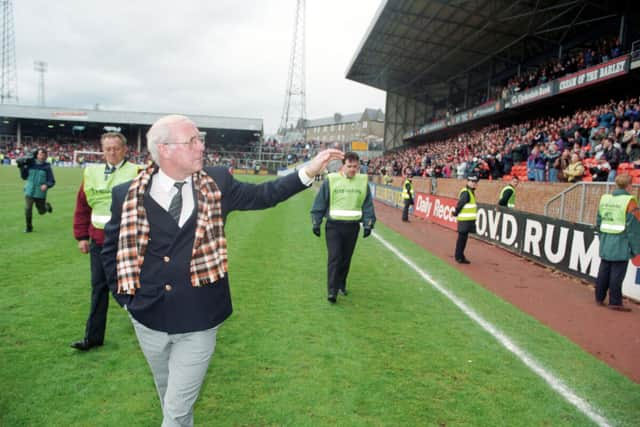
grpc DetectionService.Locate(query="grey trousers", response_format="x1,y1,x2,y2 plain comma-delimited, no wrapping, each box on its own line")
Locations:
130,316,219,427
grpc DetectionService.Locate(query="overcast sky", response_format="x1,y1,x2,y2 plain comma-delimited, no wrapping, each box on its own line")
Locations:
14,0,385,134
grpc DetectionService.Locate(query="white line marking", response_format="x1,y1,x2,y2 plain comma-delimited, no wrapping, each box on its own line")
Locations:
373,230,611,427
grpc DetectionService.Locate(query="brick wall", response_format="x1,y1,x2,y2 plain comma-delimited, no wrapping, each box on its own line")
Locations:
372,175,571,216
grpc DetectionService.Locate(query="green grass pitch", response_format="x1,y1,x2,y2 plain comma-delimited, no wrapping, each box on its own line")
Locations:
0,166,638,426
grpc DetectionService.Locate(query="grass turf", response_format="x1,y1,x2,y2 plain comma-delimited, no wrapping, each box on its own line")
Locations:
0,166,638,426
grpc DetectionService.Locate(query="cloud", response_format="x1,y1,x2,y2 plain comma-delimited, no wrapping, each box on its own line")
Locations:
14,0,384,134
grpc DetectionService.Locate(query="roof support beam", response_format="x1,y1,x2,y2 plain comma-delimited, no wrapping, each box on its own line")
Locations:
497,0,582,22
390,0,527,92
375,31,518,64
535,14,618,36
557,3,587,45
385,7,521,40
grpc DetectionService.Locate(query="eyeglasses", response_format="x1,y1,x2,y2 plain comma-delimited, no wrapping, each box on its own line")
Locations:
163,135,204,148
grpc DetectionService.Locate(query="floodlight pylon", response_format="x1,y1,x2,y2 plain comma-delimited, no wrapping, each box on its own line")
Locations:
278,0,306,143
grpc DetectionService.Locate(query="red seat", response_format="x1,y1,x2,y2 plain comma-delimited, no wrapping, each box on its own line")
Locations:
618,162,632,172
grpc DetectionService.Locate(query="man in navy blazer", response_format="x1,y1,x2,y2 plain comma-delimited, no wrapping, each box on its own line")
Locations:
102,114,342,427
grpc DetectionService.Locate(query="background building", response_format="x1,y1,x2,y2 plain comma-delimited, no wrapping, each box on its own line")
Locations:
304,107,384,153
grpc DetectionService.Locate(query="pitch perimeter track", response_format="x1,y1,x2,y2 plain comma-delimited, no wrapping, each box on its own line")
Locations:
374,201,640,383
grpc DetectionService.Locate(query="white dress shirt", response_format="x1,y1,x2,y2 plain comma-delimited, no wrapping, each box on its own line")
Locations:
298,168,314,186
149,169,194,227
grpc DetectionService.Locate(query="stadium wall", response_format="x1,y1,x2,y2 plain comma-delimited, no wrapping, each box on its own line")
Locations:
370,175,570,216
370,182,640,302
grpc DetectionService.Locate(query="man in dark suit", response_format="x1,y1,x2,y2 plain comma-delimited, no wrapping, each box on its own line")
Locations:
102,114,342,427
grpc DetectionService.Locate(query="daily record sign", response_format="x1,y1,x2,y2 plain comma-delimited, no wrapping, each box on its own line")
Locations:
414,193,457,230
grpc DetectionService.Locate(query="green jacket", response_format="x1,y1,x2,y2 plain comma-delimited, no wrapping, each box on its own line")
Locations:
21,161,55,199
596,189,640,261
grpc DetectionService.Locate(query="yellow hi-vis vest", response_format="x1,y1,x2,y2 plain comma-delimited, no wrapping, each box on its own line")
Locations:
402,179,415,200
598,194,635,234
84,162,139,229
457,187,477,221
499,184,516,208
328,172,368,221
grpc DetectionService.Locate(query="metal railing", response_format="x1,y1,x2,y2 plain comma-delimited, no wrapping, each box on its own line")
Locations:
632,39,640,60
544,182,640,226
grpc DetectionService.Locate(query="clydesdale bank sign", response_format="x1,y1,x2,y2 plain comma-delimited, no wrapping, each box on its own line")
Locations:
412,193,640,301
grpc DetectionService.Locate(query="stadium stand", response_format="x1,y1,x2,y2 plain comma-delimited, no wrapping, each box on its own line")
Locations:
369,97,640,184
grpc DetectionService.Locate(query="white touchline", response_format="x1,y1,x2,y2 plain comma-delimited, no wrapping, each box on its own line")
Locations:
372,230,611,427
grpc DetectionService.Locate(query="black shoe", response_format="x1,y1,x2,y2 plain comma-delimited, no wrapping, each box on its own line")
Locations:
338,289,348,296
456,258,470,264
608,305,631,312
70,339,102,351
46,202,53,213
327,293,337,303
24,227,33,233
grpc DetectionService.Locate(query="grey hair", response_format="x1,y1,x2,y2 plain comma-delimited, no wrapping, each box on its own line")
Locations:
101,131,127,146
146,114,191,163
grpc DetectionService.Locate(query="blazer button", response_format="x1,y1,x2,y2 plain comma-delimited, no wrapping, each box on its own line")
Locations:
164,284,173,292
163,256,170,263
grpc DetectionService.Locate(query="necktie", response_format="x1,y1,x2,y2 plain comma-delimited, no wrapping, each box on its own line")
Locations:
104,165,116,180
168,182,186,223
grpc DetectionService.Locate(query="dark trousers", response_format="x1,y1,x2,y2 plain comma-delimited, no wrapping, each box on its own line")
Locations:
402,199,412,221
325,221,359,295
84,241,109,344
455,232,469,261
24,196,47,228
595,259,628,306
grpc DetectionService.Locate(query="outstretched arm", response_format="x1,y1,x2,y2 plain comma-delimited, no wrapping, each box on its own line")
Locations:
218,149,344,215
303,149,343,179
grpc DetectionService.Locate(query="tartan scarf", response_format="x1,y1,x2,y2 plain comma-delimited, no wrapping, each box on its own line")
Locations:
116,164,227,295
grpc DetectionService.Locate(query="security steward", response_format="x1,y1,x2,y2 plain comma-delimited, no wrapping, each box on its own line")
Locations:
402,171,415,222
452,175,479,264
311,152,376,303
71,132,139,351
595,174,640,312
498,176,518,208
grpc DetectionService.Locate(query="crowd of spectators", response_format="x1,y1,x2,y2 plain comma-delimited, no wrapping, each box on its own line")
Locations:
370,97,640,184
0,138,150,166
0,135,321,171
426,35,627,123
502,36,625,98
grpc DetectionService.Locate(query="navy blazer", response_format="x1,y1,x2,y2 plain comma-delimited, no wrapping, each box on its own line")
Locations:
102,167,307,333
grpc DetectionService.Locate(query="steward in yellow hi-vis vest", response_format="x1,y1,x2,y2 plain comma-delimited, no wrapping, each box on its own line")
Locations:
311,152,376,303
327,172,368,221
71,132,140,352
498,176,519,208
452,174,479,264
84,161,140,228
402,173,415,222
594,174,640,311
